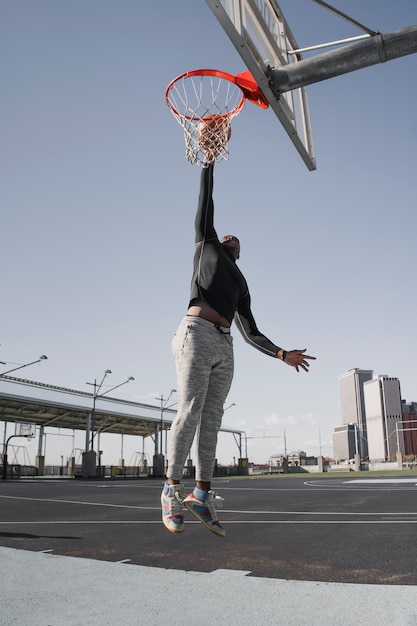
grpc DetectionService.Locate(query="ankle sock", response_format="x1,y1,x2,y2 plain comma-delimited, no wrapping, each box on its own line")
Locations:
193,487,209,502
164,481,181,495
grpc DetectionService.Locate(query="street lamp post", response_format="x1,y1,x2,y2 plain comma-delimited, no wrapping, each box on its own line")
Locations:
155,389,177,456
86,369,111,451
153,389,176,477
1,355,48,376
86,371,134,451
82,371,134,478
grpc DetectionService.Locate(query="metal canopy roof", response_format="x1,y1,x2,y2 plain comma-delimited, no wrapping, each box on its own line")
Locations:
0,376,174,439
0,376,243,440
0,392,162,438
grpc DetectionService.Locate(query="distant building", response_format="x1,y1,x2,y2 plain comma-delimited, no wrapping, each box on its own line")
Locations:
401,401,417,455
270,451,317,467
364,376,404,461
332,424,357,462
337,368,373,459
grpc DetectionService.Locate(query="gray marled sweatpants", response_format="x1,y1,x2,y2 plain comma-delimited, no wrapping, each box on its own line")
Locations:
167,315,234,482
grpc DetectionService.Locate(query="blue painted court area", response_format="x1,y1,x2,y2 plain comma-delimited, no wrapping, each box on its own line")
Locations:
1,545,417,626
1,475,417,625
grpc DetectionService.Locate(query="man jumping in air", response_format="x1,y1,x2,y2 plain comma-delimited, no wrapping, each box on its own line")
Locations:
161,162,316,537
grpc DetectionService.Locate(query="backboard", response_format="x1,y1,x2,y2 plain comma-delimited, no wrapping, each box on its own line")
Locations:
16,422,36,438
205,0,316,171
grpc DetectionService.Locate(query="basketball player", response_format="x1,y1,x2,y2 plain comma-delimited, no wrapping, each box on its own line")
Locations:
161,162,316,537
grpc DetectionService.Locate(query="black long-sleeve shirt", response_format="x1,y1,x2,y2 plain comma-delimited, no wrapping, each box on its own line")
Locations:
188,164,281,358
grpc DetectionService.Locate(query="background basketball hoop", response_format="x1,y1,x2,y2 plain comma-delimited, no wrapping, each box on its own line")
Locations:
17,422,36,438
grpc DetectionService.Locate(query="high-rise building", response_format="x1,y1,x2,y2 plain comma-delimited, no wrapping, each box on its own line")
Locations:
332,424,357,462
337,368,373,459
401,401,417,456
363,376,404,461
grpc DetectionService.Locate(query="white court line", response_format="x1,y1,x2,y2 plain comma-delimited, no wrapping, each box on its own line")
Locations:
0,494,154,510
346,479,417,484
1,495,416,517
304,480,417,490
0,513,417,527
1,494,415,516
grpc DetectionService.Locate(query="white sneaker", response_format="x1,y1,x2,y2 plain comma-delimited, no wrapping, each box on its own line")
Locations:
182,490,225,538
161,482,184,533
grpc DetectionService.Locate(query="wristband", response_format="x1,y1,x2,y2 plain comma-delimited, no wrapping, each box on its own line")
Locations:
282,350,287,362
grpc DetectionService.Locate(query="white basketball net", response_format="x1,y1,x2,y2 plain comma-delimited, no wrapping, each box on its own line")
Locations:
166,72,245,167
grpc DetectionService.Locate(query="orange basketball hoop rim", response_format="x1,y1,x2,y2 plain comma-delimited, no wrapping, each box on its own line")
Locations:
165,69,269,120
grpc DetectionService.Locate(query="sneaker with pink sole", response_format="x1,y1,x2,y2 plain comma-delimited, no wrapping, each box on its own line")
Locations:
182,490,225,538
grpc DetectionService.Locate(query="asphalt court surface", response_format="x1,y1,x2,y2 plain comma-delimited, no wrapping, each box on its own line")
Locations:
1,475,417,585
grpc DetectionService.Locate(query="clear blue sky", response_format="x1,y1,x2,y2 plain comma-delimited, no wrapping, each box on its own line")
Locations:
1,1,416,466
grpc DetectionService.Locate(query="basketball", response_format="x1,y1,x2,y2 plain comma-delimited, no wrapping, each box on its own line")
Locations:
197,115,232,161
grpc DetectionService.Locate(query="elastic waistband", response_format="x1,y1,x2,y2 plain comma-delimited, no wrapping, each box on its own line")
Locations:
186,315,231,334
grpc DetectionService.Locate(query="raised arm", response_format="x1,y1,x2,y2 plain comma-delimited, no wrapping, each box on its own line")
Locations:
195,163,218,244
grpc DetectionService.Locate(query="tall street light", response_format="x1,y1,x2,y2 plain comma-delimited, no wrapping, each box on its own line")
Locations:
155,389,177,456
86,370,135,451
1,355,48,376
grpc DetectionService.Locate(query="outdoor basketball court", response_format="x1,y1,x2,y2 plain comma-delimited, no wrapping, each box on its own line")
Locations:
2,475,417,624
1,475,417,585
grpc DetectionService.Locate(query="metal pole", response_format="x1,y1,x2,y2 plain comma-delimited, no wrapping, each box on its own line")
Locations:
90,381,97,450
85,411,91,453
97,429,101,460
155,389,176,458
312,0,378,35
37,425,44,458
2,440,8,480
268,25,417,95
160,396,164,456
2,451,7,480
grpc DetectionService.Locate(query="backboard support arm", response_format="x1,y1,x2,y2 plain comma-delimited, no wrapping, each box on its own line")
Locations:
268,25,417,94
312,0,378,36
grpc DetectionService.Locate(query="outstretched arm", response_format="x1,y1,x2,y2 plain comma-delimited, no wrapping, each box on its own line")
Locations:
195,163,218,244
235,293,316,372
